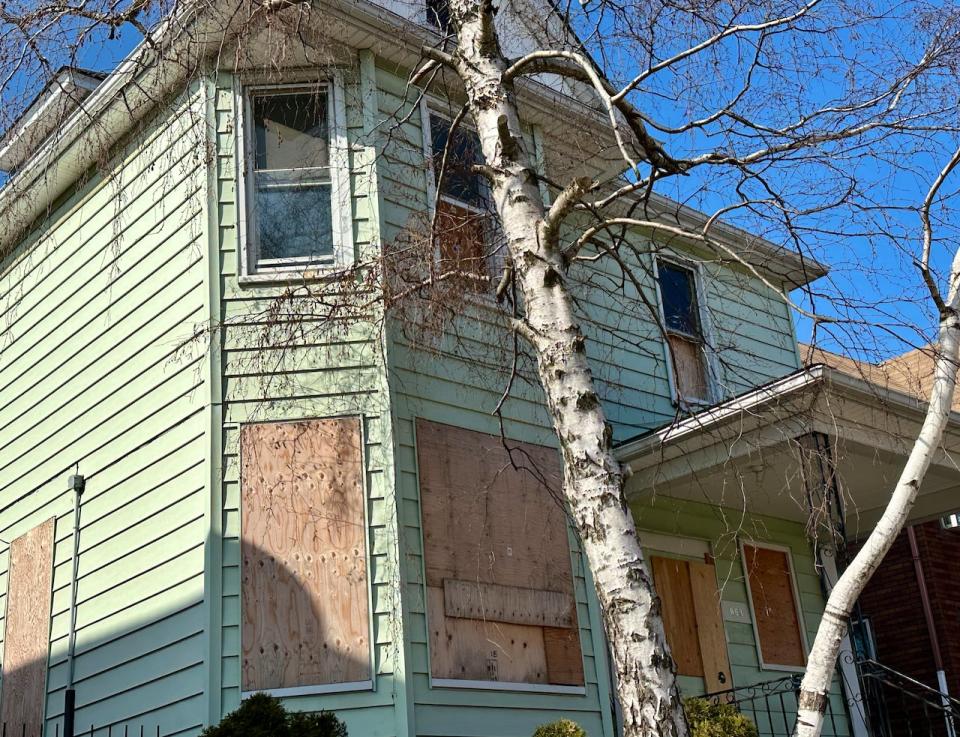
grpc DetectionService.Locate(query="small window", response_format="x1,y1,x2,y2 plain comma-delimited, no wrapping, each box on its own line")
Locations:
657,260,711,404
742,543,807,670
428,112,492,283
242,85,348,275
426,0,451,31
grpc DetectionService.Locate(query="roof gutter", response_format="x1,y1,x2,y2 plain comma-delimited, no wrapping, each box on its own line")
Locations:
0,0,222,258
616,363,960,463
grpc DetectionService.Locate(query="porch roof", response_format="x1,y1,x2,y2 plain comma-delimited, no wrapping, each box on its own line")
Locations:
616,364,960,538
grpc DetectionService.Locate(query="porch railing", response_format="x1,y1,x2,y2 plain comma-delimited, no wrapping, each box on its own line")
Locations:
700,674,846,737
857,658,960,737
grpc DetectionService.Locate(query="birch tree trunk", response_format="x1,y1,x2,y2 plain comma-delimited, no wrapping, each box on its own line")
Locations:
433,3,688,735
793,249,960,737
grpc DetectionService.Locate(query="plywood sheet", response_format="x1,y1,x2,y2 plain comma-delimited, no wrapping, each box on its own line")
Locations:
417,420,583,686
689,560,732,693
651,556,703,677
744,545,806,668
428,586,548,682
443,579,575,629
544,626,585,686
1,519,55,732
668,334,709,401
241,418,370,691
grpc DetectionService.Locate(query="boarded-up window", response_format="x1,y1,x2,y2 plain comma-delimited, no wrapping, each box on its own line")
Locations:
1,519,55,732
435,199,488,281
416,419,584,686
743,544,806,668
429,113,492,290
658,260,711,404
240,418,370,692
650,556,731,693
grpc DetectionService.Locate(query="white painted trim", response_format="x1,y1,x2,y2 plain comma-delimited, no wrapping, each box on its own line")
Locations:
739,540,809,673
241,680,374,699
819,548,870,737
235,76,354,279
431,679,587,695
638,530,711,559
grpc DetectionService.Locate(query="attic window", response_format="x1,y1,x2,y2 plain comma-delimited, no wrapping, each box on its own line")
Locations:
240,82,352,278
657,259,712,405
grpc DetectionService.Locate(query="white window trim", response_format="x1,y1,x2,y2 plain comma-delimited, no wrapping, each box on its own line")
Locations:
241,680,374,700
236,75,354,283
652,255,720,407
430,678,587,696
740,540,809,673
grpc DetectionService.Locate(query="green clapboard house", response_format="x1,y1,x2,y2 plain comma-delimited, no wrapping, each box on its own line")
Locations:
1,3,958,737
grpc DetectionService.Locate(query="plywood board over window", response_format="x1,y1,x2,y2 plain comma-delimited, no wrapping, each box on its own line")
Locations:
416,419,584,687
650,555,732,693
240,417,370,693
743,544,807,669
1,518,55,731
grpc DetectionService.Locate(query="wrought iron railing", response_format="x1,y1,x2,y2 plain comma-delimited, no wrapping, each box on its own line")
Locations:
857,658,960,737
701,673,846,737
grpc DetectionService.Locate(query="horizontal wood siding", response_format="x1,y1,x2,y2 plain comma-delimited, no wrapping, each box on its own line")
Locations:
212,59,403,736
0,85,211,736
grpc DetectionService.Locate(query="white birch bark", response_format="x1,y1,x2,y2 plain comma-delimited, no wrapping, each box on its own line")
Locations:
793,254,960,737
433,3,688,735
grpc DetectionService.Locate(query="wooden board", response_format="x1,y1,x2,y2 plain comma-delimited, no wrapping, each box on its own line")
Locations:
743,545,806,668
668,334,709,401
650,556,703,677
1,519,55,732
416,419,583,686
689,560,732,693
443,579,575,629
241,418,370,691
544,626,586,686
428,585,548,683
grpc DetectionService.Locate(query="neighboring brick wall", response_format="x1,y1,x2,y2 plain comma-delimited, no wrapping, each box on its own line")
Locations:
914,521,960,697
855,528,939,690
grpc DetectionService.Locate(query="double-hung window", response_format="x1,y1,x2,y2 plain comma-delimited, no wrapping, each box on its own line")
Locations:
657,259,713,405
241,83,350,277
427,111,493,284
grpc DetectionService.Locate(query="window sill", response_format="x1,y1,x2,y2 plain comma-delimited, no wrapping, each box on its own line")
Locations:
430,678,587,696
241,680,374,699
238,266,342,287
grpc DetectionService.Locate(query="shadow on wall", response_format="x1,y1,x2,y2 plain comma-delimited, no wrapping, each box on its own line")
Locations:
0,535,369,737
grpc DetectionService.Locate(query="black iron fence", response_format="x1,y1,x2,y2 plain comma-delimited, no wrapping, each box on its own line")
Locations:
857,658,960,737
701,673,847,737
0,725,163,737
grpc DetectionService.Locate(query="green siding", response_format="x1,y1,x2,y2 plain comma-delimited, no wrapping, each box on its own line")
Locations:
0,85,211,735
210,59,407,736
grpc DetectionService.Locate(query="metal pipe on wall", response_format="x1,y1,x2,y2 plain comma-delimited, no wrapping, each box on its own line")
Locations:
907,524,955,737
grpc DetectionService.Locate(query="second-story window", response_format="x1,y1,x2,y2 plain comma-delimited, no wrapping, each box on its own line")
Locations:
428,111,492,283
241,83,351,277
657,259,712,405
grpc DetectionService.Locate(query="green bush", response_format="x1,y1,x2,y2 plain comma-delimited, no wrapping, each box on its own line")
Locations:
201,693,348,737
684,697,758,737
532,718,587,737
